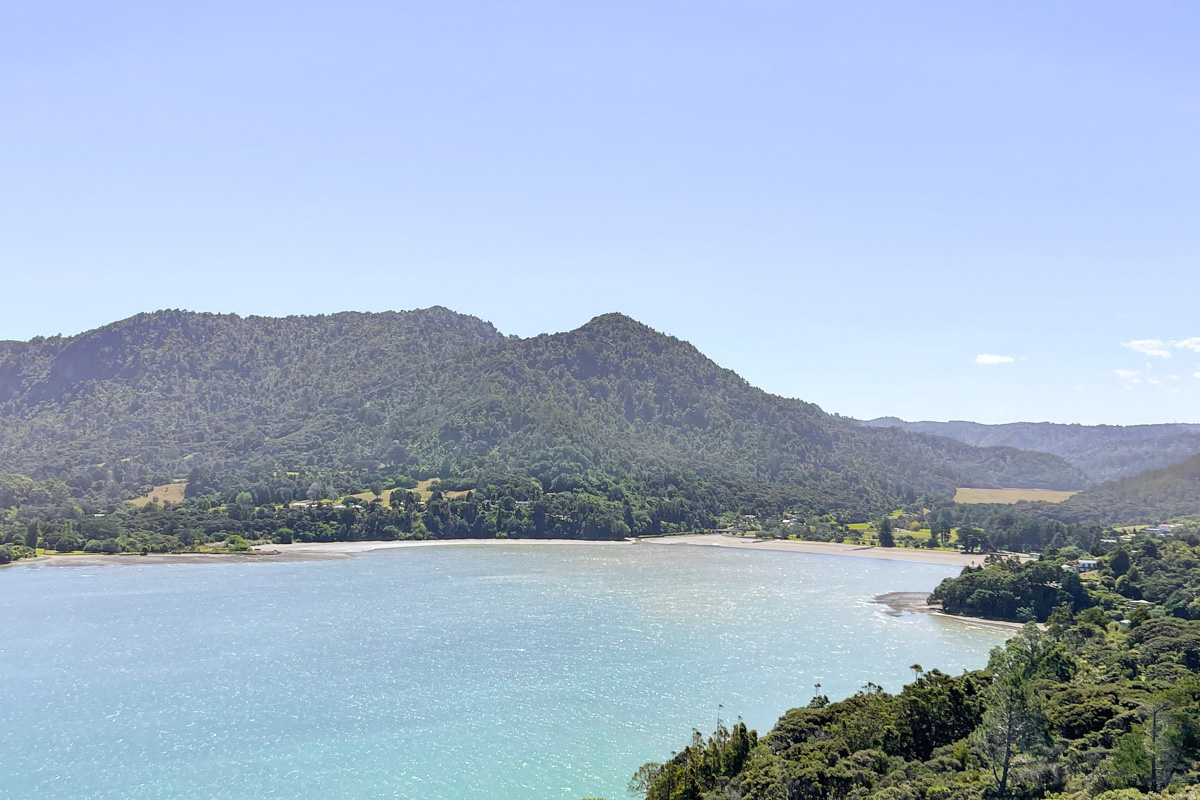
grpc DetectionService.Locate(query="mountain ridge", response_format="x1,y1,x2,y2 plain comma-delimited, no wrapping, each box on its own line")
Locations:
858,416,1200,483
0,307,1087,519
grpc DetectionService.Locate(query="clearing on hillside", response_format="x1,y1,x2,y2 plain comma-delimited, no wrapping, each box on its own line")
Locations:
954,487,1077,505
350,481,472,505
414,479,471,500
129,481,188,506
349,488,397,505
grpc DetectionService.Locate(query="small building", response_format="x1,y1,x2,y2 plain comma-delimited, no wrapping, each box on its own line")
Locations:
1078,558,1098,571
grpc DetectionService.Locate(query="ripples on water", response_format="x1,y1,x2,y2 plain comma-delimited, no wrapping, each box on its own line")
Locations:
0,543,1008,800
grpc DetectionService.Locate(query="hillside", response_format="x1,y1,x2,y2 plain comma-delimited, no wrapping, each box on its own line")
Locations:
859,417,1200,483
1054,451,1200,524
0,309,1085,520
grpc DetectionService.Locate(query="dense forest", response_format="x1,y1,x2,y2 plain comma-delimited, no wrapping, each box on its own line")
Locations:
859,418,1200,484
0,309,1090,540
931,527,1200,623
634,530,1200,800
1052,455,1200,525
3,309,1198,563
0,469,766,562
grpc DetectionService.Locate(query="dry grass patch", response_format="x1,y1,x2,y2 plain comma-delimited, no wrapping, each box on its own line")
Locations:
349,488,396,505
954,487,1077,505
130,481,188,506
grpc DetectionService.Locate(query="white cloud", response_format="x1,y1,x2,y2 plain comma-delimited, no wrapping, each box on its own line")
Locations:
1119,337,1200,357
974,354,1015,365
1114,369,1139,379
1176,337,1200,352
1195,372,1200,379
1123,339,1172,358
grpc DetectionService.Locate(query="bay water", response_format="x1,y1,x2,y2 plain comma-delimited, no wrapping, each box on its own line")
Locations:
0,543,1008,800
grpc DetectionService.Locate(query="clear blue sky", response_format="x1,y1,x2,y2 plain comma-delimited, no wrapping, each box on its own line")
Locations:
3,1,1197,425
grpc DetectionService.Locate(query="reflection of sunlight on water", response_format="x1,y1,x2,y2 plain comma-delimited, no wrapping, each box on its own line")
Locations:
2,543,1009,800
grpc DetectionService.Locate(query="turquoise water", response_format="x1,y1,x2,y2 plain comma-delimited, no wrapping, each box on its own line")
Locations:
0,543,1008,800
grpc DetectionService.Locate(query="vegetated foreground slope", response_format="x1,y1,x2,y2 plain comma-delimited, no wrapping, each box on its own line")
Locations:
637,530,1200,800
860,417,1200,483
0,309,1084,516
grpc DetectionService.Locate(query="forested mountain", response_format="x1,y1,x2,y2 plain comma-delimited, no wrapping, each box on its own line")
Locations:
859,417,1200,483
0,309,1084,521
1053,452,1200,525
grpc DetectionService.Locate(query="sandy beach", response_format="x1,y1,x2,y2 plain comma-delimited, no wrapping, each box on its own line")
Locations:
639,533,997,567
8,533,1008,568
252,538,630,557
7,550,342,567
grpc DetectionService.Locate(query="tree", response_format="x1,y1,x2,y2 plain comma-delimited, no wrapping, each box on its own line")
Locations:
1110,548,1131,576
879,516,895,548
627,762,662,797
1142,695,1182,792
931,509,953,545
1109,731,1152,788
971,642,1047,800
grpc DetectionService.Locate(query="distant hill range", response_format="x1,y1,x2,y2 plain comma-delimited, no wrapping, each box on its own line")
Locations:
0,309,1085,518
857,418,1200,484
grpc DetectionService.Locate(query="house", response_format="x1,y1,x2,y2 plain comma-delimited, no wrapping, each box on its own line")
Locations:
1078,558,1098,571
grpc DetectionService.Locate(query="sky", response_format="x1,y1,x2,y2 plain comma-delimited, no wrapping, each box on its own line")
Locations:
2,1,1198,425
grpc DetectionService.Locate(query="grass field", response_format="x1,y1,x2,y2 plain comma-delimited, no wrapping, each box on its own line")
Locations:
349,480,471,505
954,487,1077,505
129,481,188,506
413,479,471,500
349,488,397,504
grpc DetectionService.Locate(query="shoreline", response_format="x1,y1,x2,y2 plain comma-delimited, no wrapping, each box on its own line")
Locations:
874,591,1028,632
638,534,996,567
2,537,633,568
253,538,632,556
5,533,1008,568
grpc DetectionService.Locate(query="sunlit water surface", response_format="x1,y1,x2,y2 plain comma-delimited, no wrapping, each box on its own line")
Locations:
0,543,1008,799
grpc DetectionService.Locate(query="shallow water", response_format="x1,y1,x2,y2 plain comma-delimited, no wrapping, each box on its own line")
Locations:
0,543,1008,800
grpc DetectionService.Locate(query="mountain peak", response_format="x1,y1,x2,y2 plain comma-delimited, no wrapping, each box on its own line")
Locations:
575,312,655,335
